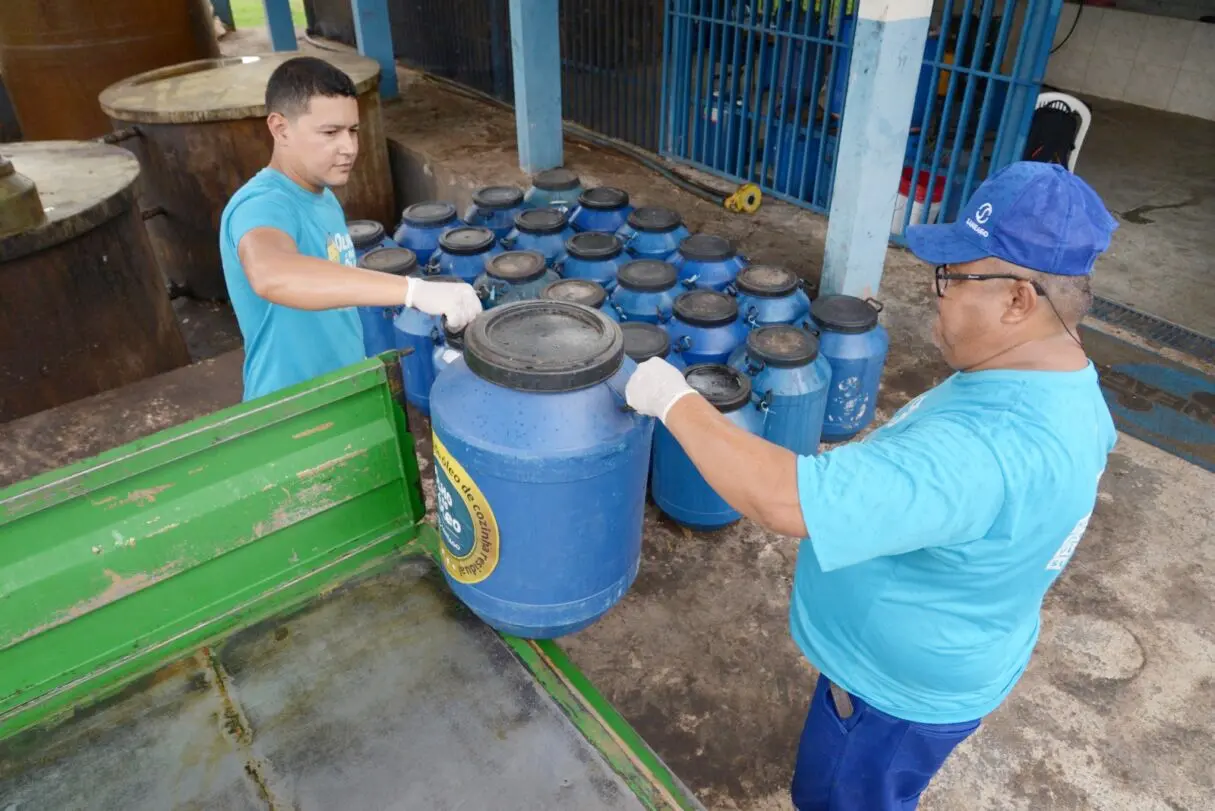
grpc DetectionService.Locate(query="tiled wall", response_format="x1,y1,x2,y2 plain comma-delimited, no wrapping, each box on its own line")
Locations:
1045,4,1215,120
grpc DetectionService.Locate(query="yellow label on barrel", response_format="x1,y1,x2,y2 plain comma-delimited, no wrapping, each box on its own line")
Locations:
432,433,500,584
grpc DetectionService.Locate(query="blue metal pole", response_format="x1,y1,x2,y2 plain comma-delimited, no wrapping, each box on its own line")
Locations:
212,0,235,30
263,0,298,51
821,0,932,298
352,0,399,99
508,0,564,173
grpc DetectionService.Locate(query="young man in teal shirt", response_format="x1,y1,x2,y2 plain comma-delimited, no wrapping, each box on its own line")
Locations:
219,57,480,401
625,162,1119,810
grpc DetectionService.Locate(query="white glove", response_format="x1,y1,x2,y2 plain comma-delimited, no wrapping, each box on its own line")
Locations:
405,278,482,330
625,358,696,422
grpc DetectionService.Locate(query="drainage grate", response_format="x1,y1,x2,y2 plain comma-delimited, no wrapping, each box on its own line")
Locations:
1090,296,1215,364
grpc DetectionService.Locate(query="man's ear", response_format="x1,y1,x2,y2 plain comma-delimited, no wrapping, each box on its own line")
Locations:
267,111,289,144
1001,279,1039,325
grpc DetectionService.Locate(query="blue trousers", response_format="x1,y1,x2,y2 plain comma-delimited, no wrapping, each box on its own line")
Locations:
791,675,980,811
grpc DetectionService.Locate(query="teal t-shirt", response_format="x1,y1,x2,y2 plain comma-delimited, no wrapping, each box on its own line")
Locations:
792,364,1116,724
219,168,364,401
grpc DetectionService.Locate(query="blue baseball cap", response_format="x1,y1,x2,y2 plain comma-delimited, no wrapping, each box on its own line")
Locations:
905,162,1118,277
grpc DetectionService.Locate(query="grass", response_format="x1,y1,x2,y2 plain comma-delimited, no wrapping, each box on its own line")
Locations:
228,0,308,30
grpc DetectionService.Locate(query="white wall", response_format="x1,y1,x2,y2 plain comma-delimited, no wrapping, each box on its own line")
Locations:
1045,4,1215,120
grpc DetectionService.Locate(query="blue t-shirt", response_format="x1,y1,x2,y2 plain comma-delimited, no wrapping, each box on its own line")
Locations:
792,364,1116,724
219,168,364,401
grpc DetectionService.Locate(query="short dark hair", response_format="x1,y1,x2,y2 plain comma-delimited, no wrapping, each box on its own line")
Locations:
265,56,357,118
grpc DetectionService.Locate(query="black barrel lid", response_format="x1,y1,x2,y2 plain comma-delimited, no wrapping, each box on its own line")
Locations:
541,279,607,309
439,225,496,255
443,320,466,350
463,300,624,392
566,231,623,260
673,290,738,327
531,167,581,192
678,234,735,262
402,201,457,227
486,250,548,283
472,185,525,210
684,364,751,413
735,264,799,298
359,246,418,275
513,207,569,235
621,322,671,363
747,325,819,368
626,206,683,233
811,295,881,334
347,219,386,249
616,260,678,292
578,186,630,210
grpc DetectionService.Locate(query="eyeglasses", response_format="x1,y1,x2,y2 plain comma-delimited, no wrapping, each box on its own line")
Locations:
934,264,1046,298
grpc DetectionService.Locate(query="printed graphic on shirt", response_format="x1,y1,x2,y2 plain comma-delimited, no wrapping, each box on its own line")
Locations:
327,232,357,267
1046,512,1091,571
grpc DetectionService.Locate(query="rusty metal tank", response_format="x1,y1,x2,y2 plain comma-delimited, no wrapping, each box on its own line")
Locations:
0,0,219,141
99,51,394,300
0,141,190,423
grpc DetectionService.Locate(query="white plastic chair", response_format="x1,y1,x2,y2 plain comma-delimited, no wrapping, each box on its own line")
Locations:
1033,91,1092,172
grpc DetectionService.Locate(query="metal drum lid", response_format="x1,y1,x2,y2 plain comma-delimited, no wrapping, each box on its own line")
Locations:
347,219,386,250
566,232,623,260
684,364,751,413
673,290,738,327
616,260,678,292
621,322,671,364
747,325,819,368
626,206,682,233
531,167,581,191
486,250,548,283
678,234,735,262
514,207,569,234
541,279,608,309
578,186,630,210
463,300,625,392
473,185,524,210
439,226,496,255
401,201,457,227
810,295,881,334
735,264,799,298
359,246,418,275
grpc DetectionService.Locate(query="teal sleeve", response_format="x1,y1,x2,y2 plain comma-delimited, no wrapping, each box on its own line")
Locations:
797,417,1005,572
226,190,300,249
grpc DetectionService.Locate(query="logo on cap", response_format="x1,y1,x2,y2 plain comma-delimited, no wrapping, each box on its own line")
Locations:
965,202,992,238
975,203,993,224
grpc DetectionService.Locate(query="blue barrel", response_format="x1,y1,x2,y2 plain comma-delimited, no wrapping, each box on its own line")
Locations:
559,232,628,291
810,295,890,442
426,226,502,283
731,264,812,328
348,219,395,259
539,278,615,318
606,260,680,325
430,300,652,638
501,208,575,267
431,321,466,379
463,185,526,240
569,186,633,234
523,167,584,210
652,364,765,530
615,206,691,261
474,250,560,309
393,277,471,415
357,247,417,356
621,322,686,370
392,201,458,265
729,325,831,456
667,290,748,366
669,234,748,291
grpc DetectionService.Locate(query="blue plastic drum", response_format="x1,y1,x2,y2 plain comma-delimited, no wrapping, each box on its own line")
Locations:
429,300,652,638
501,208,575,267
474,250,560,309
539,278,615,318
621,322,686,370
667,290,748,366
464,186,526,240
348,220,395,259
425,226,502,283
559,232,628,291
523,168,584,211
652,364,765,530
357,247,417,356
809,295,890,442
729,325,831,456
393,276,471,415
606,260,680,325
615,206,691,261
570,186,633,234
669,234,748,292
731,264,812,328
393,201,458,265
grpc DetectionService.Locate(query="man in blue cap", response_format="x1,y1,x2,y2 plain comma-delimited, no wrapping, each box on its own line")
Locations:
624,162,1120,810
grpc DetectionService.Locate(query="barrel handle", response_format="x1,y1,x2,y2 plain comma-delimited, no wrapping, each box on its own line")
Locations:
751,388,772,413
609,299,627,319
865,297,884,313
744,305,760,328
603,377,640,416
552,203,571,216
553,258,566,276
798,278,819,299
621,230,638,246
725,282,738,296
430,326,442,343
656,305,672,324
500,234,517,249
424,258,442,276
673,335,693,353
681,274,699,289
743,355,765,377
800,319,819,336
